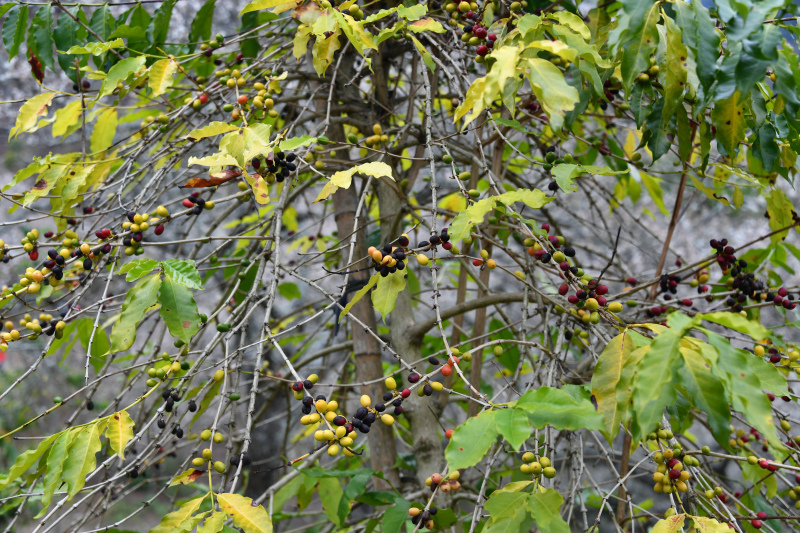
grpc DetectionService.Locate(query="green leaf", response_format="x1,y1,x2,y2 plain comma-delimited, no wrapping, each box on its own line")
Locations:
397,4,426,20
340,274,378,321
484,492,531,533
528,488,570,533
118,258,159,281
677,347,731,448
279,135,316,151
10,92,56,139
515,385,603,430
494,408,530,451
90,108,117,153
147,0,175,48
88,3,114,41
711,92,746,156
99,55,147,97
631,313,697,440
0,432,60,491
28,5,54,70
53,6,88,82
640,172,669,216
371,270,406,323
591,330,637,442
550,164,623,193
187,121,239,141
162,259,203,289
381,497,411,533
62,420,105,499
620,1,660,91
692,1,719,94
523,58,579,131
110,274,161,353
314,161,394,203
37,430,74,516
2,4,27,59
148,58,178,97
149,494,207,533
158,275,200,344
278,283,301,301
445,409,497,471
699,312,770,341
317,477,343,526
662,14,688,122
189,0,216,45
105,410,135,460
66,38,124,55
217,493,273,533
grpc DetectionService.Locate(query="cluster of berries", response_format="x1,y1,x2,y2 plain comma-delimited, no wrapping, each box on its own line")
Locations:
519,452,557,479
368,239,408,277
252,151,297,183
652,449,692,494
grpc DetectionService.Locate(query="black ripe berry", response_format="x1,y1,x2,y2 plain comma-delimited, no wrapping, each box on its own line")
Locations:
157,418,166,429
188,400,197,412
540,253,551,263
175,427,184,438
548,181,559,191
408,373,420,383
303,380,314,390
333,416,347,426
86,400,94,411
129,468,139,479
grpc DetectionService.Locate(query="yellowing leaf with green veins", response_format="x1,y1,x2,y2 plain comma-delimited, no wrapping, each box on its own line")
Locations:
66,38,124,55
61,420,106,499
314,162,393,202
546,11,591,39
198,511,226,533
764,186,795,243
293,25,312,60
99,56,147,97
371,270,406,323
243,170,270,204
455,77,487,125
0,432,60,491
527,40,576,62
239,0,293,16
408,18,445,33
312,31,342,75
10,92,56,139
188,152,240,168
187,122,239,141
217,493,273,533
662,14,687,123
149,494,208,533
149,58,178,97
169,468,205,486
90,108,117,153
650,514,686,533
592,330,637,442
105,410,135,460
523,58,578,131
711,92,747,156
409,35,435,71
448,188,551,242
334,11,376,54
340,274,378,322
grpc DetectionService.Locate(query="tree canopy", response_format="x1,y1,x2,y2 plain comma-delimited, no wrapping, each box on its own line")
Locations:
1,0,800,532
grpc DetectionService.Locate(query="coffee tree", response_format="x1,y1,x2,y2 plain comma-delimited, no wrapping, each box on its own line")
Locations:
1,0,800,531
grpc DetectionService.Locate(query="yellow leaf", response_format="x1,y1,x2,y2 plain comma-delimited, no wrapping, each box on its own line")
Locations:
187,121,239,141
10,92,56,139
217,493,273,533
547,11,591,40
169,468,205,487
408,18,446,33
188,152,240,167
651,514,686,533
105,410,135,460
314,161,393,202
90,108,118,153
524,58,579,131
149,58,178,97
52,100,83,138
243,170,270,204
690,516,730,533
527,40,577,62
293,25,312,60
239,0,294,16
149,494,207,533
